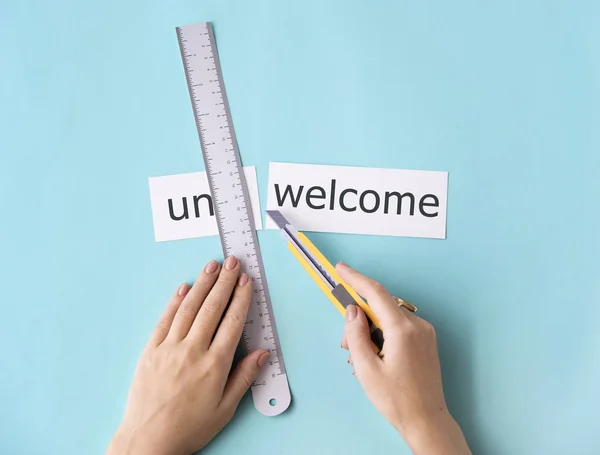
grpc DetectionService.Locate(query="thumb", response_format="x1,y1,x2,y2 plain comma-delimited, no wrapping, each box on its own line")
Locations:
220,350,269,411
344,305,379,372
336,262,401,327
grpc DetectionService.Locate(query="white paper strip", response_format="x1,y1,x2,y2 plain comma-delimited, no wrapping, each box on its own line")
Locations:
149,167,263,242
266,163,448,239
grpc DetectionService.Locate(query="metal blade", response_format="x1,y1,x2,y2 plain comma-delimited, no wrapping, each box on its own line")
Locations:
267,211,337,290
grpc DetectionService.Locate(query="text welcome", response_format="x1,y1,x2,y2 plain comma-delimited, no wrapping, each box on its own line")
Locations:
274,179,439,217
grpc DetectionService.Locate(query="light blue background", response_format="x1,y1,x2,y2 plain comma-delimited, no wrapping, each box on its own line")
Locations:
1,1,599,454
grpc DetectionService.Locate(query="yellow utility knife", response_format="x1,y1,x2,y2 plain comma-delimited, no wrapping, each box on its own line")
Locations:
266,210,384,353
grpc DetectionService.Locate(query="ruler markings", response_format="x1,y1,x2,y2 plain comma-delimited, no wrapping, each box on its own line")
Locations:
176,22,290,416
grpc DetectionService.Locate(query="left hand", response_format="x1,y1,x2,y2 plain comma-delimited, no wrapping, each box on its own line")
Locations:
107,256,269,455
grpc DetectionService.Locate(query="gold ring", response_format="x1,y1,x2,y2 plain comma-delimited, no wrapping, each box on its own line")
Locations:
393,296,417,313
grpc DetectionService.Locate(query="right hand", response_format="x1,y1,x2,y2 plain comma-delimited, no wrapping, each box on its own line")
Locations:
336,262,471,455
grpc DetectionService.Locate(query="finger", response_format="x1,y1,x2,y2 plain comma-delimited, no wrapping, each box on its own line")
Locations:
341,332,348,350
344,304,380,372
220,350,269,411
336,262,405,329
189,256,240,347
210,273,252,358
149,283,190,346
347,354,353,365
169,259,221,340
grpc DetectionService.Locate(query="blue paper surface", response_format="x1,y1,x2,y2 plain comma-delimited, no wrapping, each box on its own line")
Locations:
1,1,599,454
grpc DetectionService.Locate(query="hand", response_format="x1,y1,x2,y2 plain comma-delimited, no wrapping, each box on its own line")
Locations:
107,257,269,455
337,262,471,455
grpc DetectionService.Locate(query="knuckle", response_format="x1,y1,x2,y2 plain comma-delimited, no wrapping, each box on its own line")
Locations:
138,348,155,366
156,302,179,327
224,310,243,327
201,297,223,314
398,319,418,338
155,317,171,330
423,320,437,337
219,277,238,289
182,346,198,363
371,280,386,292
203,355,223,373
218,269,238,283
370,281,389,298
390,319,404,331
421,319,434,331
179,302,198,315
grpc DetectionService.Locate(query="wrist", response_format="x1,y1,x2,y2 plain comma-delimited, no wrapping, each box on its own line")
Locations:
107,426,171,455
107,430,132,455
396,410,470,455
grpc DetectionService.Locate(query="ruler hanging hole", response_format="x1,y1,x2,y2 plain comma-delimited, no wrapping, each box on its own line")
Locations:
269,398,277,407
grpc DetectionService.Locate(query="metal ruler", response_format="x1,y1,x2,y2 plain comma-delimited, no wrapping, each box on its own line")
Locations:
176,22,291,416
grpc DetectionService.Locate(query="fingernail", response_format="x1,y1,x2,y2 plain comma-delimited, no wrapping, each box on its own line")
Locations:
337,261,349,269
238,273,249,286
177,283,190,296
257,351,270,368
205,260,218,274
225,256,238,270
346,304,357,321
